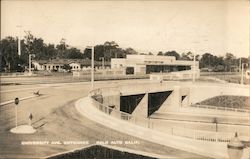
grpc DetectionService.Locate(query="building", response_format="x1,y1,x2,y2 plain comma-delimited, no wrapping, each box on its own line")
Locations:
111,55,199,75
69,62,81,71
32,59,110,72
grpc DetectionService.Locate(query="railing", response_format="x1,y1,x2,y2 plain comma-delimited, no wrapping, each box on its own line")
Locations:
200,72,239,76
89,88,242,143
90,94,149,128
0,72,26,77
150,70,200,81
191,104,250,114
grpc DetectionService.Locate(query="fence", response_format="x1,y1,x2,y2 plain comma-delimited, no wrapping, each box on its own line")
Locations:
191,104,250,114
150,70,200,81
200,72,239,76
89,88,240,143
0,72,26,77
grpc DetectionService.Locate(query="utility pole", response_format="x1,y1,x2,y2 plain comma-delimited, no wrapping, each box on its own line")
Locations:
91,46,94,90
14,98,19,128
29,54,32,75
192,53,196,83
241,63,246,85
239,58,242,72
16,25,22,56
29,54,35,76
101,57,104,69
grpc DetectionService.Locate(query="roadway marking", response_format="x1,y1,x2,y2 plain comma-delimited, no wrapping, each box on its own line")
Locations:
0,86,46,93
0,95,40,106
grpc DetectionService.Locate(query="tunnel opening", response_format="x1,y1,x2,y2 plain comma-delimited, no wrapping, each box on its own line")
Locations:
148,91,172,116
120,94,145,114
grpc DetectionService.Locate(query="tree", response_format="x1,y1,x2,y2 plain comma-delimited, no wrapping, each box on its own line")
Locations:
124,48,137,55
0,36,28,72
62,64,71,72
157,51,163,56
103,41,119,61
164,51,180,60
24,31,35,55
0,37,19,71
224,53,236,71
181,52,193,61
65,47,83,59
181,52,199,61
83,45,105,61
24,31,48,60
56,38,68,58
199,53,215,68
83,41,128,62
44,44,57,59
94,45,104,61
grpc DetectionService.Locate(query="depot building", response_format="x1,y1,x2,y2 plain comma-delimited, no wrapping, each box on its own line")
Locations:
111,55,199,75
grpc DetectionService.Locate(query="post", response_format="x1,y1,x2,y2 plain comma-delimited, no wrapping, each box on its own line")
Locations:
241,63,244,85
102,57,104,69
239,58,242,72
17,25,22,56
227,132,245,159
192,53,196,83
15,106,17,128
91,46,94,90
29,113,33,126
14,97,19,128
29,54,31,75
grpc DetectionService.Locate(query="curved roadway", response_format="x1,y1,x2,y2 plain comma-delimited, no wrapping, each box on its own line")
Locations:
0,79,210,159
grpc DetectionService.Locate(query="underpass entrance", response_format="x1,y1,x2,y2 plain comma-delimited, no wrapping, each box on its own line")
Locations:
148,91,172,116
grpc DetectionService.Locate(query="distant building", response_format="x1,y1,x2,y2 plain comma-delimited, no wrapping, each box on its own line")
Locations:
111,55,199,75
69,62,81,71
32,59,110,71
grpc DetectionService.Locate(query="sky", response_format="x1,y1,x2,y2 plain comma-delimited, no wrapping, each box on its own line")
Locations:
1,0,250,57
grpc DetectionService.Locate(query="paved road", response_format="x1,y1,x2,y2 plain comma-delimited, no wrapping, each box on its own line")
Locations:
1,74,148,85
0,80,209,159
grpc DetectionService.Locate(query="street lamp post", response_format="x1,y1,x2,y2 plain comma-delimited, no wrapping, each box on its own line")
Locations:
91,46,94,90
241,63,248,85
16,25,22,56
102,57,104,69
227,132,245,159
99,57,104,69
86,46,95,90
14,97,19,128
192,53,196,83
239,58,242,72
29,54,35,76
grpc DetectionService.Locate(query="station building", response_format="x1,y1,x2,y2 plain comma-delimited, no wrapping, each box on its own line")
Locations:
111,55,199,75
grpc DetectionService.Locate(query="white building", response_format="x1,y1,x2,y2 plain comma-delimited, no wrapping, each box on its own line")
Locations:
32,61,46,71
69,62,81,71
111,55,199,75
32,59,111,72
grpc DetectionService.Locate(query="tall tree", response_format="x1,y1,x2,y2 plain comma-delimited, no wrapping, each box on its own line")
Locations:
66,47,83,59
157,51,163,56
0,37,18,71
164,51,180,60
124,48,137,55
224,53,236,71
56,38,68,58
200,53,215,68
